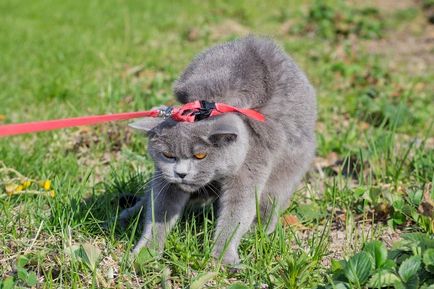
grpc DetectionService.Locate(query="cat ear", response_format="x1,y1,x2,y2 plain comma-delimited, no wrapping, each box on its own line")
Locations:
128,118,164,134
208,123,238,146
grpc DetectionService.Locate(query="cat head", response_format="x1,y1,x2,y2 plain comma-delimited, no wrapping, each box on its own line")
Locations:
129,114,249,192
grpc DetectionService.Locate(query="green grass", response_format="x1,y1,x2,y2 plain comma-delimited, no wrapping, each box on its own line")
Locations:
1,0,433,288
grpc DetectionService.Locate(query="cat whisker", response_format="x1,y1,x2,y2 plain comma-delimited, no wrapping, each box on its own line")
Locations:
207,183,221,200
132,172,164,196
152,180,171,204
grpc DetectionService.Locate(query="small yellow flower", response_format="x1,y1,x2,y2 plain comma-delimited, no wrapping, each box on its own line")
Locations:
49,190,56,198
5,183,18,196
22,180,31,189
4,184,24,196
42,180,51,191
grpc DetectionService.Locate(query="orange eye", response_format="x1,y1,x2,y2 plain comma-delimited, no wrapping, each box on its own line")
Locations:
193,153,207,160
162,152,176,159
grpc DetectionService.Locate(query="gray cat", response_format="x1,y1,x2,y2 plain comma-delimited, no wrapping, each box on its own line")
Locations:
122,36,316,264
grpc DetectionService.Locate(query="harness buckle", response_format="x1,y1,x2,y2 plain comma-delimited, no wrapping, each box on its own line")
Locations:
158,106,174,119
193,100,216,121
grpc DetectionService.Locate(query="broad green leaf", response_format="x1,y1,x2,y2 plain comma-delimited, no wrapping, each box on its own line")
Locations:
16,255,29,268
17,267,28,282
326,282,350,289
343,252,372,285
363,241,388,269
402,233,430,246
393,199,405,211
296,203,325,222
391,211,406,225
64,243,101,271
0,277,15,289
331,259,345,272
394,281,406,289
136,247,157,264
190,272,218,289
74,246,90,266
227,283,250,289
425,264,434,274
420,238,434,250
80,243,101,270
423,249,434,266
26,271,37,286
404,274,419,289
398,256,421,283
407,189,423,207
64,244,81,259
134,247,158,273
134,247,157,269
367,270,401,287
382,259,396,270
392,240,414,253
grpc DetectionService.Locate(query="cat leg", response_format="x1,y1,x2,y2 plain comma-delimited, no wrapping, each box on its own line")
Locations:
118,196,146,228
212,177,265,265
132,182,190,255
118,172,159,228
259,194,279,235
260,173,293,234
260,155,310,234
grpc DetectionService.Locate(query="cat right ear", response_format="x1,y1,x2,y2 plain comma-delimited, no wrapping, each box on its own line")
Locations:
128,118,164,134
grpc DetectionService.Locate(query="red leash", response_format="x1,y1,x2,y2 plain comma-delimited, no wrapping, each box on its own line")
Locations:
0,100,264,137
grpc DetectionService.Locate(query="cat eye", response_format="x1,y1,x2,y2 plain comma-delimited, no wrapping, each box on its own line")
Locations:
162,152,176,159
193,153,207,160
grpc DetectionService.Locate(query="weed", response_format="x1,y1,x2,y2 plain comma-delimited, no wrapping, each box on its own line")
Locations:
320,234,434,288
293,1,384,40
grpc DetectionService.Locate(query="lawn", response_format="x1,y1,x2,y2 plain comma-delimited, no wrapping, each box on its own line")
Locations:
0,0,433,288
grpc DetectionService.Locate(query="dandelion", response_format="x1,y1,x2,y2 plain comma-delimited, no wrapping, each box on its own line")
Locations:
41,180,51,191
49,190,56,198
4,183,24,196
5,183,18,196
22,180,31,189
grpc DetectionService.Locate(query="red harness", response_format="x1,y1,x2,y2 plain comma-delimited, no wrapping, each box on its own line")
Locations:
0,100,264,137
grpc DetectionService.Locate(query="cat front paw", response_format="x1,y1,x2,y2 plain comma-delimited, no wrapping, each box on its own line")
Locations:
118,215,129,230
222,253,240,265
131,243,146,256
213,248,240,265
131,237,165,257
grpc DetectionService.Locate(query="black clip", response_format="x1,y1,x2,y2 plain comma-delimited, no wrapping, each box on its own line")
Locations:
194,100,216,121
158,106,173,118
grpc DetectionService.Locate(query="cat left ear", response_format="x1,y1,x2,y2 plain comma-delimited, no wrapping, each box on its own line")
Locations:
208,123,238,146
128,118,164,134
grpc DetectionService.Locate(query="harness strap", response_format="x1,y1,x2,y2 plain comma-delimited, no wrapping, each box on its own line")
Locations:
0,100,264,137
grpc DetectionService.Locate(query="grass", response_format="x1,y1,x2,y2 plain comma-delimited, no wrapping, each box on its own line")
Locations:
0,0,433,288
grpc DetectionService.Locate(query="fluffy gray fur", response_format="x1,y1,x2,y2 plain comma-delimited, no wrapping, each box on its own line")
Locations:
122,36,316,264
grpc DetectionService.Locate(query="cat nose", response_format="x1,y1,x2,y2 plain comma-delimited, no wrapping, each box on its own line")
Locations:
177,173,187,179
